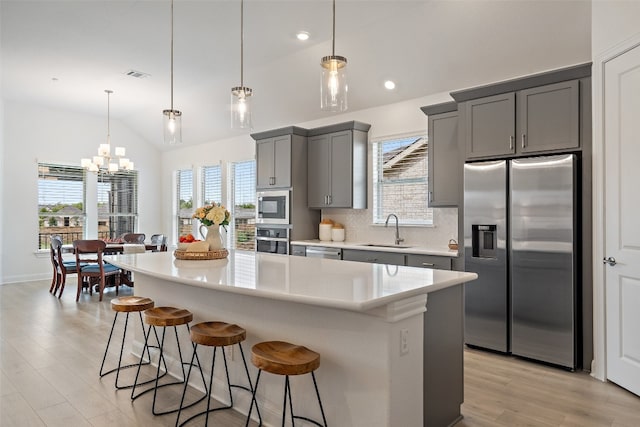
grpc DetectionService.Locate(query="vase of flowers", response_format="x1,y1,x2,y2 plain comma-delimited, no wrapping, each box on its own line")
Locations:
192,203,230,251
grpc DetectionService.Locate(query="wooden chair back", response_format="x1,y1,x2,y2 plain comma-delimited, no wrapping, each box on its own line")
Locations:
49,235,62,293
150,234,168,252
122,233,146,244
73,239,122,302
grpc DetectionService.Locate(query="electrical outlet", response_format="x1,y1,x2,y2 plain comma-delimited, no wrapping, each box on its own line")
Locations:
400,329,409,355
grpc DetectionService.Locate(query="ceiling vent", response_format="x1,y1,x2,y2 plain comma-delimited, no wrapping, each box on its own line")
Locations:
124,69,151,79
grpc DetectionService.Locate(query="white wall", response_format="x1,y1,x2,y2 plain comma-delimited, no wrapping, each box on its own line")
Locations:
592,0,640,57
161,91,459,250
0,13,4,282
1,101,161,284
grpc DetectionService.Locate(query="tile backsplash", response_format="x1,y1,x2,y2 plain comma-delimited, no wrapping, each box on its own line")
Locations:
320,208,458,250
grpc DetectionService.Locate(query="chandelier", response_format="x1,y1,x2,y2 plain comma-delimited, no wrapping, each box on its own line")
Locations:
81,90,134,173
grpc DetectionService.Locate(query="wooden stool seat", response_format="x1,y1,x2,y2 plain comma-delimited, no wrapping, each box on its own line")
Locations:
111,296,154,313
190,321,246,347
251,341,320,376
144,306,193,327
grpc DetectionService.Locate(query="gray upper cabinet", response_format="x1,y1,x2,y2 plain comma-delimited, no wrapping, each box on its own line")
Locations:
423,102,460,207
463,80,580,160
518,80,580,153
256,135,291,189
465,93,516,159
307,121,370,209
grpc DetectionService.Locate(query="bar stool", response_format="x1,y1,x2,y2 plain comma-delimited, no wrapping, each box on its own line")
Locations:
176,321,261,426
246,341,327,427
99,296,167,389
131,306,207,416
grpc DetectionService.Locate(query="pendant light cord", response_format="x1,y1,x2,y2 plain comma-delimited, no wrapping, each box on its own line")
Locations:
170,0,174,110
332,0,336,56
240,0,244,87
107,91,110,141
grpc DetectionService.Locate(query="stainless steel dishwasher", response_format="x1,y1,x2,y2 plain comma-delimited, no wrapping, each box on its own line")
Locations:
305,246,342,260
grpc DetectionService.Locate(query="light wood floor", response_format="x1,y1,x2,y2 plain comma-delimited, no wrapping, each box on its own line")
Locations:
1,280,640,427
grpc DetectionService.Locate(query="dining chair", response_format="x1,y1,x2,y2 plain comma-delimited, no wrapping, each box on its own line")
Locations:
122,233,146,244
150,234,167,252
49,235,62,294
51,236,84,298
73,239,122,302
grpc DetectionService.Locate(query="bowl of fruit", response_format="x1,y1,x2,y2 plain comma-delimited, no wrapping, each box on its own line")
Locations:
177,233,202,250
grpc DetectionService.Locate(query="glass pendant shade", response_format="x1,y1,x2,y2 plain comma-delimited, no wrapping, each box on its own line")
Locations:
163,109,182,145
231,86,253,129
320,55,348,112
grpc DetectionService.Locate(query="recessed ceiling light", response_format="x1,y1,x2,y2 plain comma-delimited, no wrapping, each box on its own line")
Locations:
384,80,396,90
296,31,310,41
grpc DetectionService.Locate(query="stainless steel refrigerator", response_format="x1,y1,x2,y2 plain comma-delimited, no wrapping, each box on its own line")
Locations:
463,154,577,369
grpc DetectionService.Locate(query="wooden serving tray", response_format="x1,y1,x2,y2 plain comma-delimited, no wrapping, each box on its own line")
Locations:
173,248,228,260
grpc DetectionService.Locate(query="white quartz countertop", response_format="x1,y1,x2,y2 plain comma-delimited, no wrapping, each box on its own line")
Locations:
290,239,459,257
106,250,475,313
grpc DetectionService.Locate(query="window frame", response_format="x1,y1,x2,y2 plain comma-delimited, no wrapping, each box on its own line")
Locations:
97,170,139,240
37,162,87,249
371,133,433,226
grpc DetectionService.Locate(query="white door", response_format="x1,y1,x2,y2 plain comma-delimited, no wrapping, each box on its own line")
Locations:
604,43,640,396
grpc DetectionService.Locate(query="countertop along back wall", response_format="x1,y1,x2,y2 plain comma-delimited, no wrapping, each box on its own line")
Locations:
0,101,161,284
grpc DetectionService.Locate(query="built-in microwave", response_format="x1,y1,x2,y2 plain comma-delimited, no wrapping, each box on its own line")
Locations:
256,190,290,224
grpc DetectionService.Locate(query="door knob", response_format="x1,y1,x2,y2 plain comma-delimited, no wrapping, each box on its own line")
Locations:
603,256,617,266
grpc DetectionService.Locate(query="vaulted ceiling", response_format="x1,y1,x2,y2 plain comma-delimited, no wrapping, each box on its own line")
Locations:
1,1,591,150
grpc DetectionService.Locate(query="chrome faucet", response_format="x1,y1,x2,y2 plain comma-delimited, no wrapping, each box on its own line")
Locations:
385,213,404,245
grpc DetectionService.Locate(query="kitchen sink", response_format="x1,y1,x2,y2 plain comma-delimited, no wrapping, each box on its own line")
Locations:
359,243,412,249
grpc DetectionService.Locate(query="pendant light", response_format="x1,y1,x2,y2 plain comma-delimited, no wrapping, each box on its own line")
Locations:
320,0,347,112
163,0,182,144
231,0,253,129
81,90,134,173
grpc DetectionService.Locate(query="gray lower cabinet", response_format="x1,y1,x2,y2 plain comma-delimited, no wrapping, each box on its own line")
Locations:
406,254,452,270
464,79,580,160
342,249,405,265
424,103,460,207
256,135,291,189
291,245,306,256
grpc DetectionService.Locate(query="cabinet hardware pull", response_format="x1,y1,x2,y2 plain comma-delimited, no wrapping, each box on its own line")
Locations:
328,195,332,205
521,134,526,149
422,262,435,267
509,136,514,150
429,191,433,203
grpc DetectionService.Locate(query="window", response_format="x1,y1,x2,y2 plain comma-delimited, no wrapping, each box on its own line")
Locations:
176,169,194,239
37,163,86,248
230,160,256,250
372,135,433,225
97,171,139,240
201,165,222,205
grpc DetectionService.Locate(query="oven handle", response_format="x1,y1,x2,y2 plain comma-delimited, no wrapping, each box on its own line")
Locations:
255,236,289,242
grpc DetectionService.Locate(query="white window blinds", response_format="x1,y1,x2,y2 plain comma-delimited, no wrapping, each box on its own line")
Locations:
176,169,194,238
37,163,86,248
201,165,222,205
97,170,139,240
372,136,433,225
230,160,256,250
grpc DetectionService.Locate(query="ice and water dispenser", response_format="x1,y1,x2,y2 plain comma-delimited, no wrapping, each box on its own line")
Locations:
471,225,497,259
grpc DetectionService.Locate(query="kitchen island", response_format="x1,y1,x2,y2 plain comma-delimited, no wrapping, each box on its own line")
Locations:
106,250,477,427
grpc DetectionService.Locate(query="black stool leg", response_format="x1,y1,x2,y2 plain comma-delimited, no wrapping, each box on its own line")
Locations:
130,324,169,400
178,343,260,427
245,370,262,427
311,371,328,427
238,343,262,425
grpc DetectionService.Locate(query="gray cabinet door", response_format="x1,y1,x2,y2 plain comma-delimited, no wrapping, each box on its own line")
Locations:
308,134,331,208
342,249,405,266
406,254,452,270
256,135,291,189
465,92,515,159
256,138,274,189
328,130,353,207
272,135,291,188
428,111,459,206
518,80,580,153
